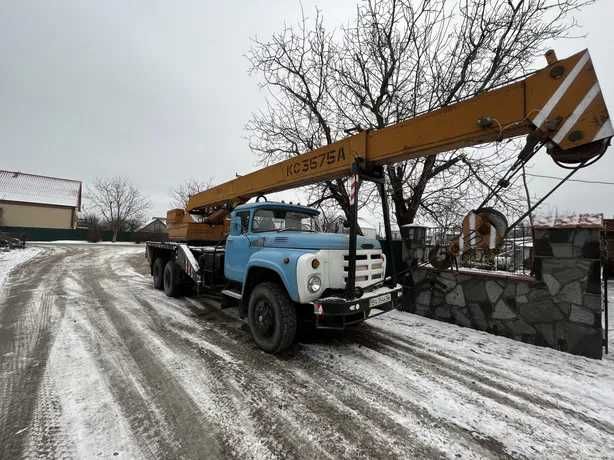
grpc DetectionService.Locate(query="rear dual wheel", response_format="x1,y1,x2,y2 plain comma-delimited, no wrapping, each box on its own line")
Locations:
154,257,194,297
152,258,165,290
163,260,183,297
152,258,182,297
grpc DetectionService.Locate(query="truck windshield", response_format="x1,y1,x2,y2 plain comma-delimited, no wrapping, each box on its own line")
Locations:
252,209,316,232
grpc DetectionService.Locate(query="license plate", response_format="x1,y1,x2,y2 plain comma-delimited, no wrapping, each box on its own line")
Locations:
369,293,391,308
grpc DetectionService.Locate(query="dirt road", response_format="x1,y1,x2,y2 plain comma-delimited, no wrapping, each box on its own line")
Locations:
1,245,613,459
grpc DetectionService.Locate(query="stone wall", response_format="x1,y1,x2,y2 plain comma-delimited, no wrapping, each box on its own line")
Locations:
408,225,604,359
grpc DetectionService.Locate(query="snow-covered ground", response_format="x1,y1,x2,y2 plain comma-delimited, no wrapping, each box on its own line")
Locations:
0,245,612,459
0,247,41,288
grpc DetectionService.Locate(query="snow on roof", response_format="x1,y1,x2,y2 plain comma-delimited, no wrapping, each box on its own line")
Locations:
532,213,603,229
0,170,81,209
136,217,167,232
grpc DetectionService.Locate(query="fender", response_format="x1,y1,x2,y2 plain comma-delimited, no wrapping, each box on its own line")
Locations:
243,248,313,303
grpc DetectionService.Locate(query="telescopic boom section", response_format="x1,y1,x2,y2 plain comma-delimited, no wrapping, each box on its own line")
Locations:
187,49,612,214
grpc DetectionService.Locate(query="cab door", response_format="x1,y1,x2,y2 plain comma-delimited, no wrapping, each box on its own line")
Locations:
224,210,252,282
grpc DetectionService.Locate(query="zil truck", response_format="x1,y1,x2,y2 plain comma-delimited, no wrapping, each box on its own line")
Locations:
147,200,401,352
146,49,612,353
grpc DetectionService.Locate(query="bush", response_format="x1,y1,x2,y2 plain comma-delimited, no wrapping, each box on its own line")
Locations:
86,227,102,243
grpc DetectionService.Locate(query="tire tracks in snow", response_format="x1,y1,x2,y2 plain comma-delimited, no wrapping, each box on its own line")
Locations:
127,290,472,458
61,247,227,459
365,324,614,438
2,245,613,459
103,252,611,459
130,293,364,459
0,248,74,459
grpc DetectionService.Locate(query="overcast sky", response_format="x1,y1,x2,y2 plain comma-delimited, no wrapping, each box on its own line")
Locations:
1,1,613,225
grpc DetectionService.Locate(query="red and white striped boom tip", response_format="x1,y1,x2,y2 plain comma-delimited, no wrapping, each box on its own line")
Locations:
532,50,612,149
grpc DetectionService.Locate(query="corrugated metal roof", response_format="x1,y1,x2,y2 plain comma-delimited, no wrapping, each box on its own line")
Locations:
0,170,81,209
532,213,603,229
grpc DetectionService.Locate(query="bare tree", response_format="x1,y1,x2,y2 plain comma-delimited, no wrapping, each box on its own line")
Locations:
170,178,214,210
78,212,100,228
312,203,347,233
78,212,102,242
89,177,151,242
247,8,364,224
247,0,593,233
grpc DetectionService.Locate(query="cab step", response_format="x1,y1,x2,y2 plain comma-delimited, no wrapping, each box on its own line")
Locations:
221,289,242,300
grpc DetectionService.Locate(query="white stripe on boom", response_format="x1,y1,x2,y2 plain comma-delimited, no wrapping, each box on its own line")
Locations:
553,82,601,145
469,212,476,248
489,224,496,249
532,52,590,128
593,119,614,141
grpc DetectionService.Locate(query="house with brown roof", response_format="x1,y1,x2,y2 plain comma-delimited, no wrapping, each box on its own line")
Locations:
0,170,82,229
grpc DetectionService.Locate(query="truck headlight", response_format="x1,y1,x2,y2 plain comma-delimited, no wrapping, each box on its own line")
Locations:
307,275,321,293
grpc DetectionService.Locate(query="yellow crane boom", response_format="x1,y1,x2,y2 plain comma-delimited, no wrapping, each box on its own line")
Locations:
187,49,611,216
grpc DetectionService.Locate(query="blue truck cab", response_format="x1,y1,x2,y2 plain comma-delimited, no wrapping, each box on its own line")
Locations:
223,201,403,352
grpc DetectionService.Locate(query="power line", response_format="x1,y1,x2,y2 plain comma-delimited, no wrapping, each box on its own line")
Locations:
525,173,614,186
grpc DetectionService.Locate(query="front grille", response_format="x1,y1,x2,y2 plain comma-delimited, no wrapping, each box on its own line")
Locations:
342,250,385,287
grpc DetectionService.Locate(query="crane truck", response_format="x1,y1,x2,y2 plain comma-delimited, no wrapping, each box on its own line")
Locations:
146,49,612,353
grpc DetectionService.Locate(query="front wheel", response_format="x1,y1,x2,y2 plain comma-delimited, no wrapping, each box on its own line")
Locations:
248,282,297,353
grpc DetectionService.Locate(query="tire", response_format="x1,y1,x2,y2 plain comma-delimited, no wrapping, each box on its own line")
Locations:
248,282,297,353
163,260,182,297
152,258,165,290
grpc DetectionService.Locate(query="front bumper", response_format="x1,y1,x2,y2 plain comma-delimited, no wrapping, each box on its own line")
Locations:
310,284,403,329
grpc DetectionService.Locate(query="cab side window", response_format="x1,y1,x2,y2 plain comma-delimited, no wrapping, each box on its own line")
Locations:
236,211,250,234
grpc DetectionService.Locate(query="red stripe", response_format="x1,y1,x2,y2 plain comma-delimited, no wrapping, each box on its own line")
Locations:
350,175,358,206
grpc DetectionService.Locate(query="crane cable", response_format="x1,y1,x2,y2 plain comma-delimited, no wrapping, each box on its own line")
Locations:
473,132,602,237
526,173,614,186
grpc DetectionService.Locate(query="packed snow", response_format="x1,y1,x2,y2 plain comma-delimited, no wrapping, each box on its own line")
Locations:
0,247,41,289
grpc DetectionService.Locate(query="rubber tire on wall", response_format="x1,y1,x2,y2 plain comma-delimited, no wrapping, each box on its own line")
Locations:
152,258,165,290
163,260,182,297
248,282,297,353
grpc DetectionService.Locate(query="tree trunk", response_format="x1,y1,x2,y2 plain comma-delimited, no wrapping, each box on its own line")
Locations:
388,155,438,237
